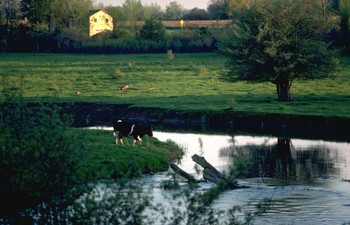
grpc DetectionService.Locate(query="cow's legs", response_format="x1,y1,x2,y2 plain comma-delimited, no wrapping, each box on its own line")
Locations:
116,138,124,145
133,136,142,146
113,131,119,145
114,131,125,145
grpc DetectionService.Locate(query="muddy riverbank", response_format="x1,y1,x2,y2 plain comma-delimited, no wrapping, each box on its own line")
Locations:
60,102,350,141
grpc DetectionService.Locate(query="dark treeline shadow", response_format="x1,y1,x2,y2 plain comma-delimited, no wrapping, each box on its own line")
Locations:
219,138,338,183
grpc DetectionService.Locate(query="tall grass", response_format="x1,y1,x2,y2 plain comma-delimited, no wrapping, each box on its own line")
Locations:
0,53,349,118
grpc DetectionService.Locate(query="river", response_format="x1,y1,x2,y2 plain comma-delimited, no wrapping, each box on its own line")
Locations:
90,127,350,224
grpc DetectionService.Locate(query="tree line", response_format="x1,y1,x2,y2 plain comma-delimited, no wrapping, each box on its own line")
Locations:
1,0,350,54
0,0,228,53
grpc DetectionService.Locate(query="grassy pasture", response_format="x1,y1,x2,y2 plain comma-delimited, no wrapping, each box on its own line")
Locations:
1,52,350,118
71,129,183,180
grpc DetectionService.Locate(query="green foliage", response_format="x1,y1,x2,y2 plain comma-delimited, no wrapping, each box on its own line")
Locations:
219,0,338,101
165,1,183,20
183,7,211,20
207,0,230,19
110,68,125,80
339,0,350,53
0,84,83,223
123,0,144,37
70,182,152,224
167,49,174,60
140,17,166,40
195,66,207,75
128,60,135,68
21,0,92,33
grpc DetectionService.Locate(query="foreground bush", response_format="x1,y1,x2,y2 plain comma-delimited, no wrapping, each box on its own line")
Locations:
0,87,83,224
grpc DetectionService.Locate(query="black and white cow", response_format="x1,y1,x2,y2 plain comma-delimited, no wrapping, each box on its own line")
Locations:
113,120,153,145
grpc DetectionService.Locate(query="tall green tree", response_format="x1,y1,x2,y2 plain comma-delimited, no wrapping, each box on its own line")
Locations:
208,0,255,19
0,0,20,25
165,1,183,20
339,0,350,53
143,3,164,20
123,0,144,37
105,6,130,39
21,0,51,25
183,8,210,20
228,0,254,14
220,0,338,101
207,0,229,19
21,0,92,33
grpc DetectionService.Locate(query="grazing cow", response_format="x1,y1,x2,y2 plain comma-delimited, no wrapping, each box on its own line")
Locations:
113,120,153,145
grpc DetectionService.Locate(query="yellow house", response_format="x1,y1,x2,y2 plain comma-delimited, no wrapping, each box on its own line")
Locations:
89,10,113,37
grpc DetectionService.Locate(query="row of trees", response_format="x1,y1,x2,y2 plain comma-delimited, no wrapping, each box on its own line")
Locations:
1,0,234,53
0,0,249,34
1,0,350,54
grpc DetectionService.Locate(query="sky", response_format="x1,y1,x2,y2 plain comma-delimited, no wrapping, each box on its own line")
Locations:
95,0,209,10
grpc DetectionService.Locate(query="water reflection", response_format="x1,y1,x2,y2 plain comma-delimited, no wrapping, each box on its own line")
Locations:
88,127,350,181
88,128,350,224
220,137,349,182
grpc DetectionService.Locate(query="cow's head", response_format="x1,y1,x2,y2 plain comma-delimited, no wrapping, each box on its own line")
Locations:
147,126,153,137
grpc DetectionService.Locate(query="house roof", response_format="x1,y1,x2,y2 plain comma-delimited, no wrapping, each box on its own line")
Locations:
89,9,110,16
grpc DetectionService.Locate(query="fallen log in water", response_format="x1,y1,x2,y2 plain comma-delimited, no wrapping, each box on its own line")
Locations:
191,154,244,189
170,155,245,189
169,163,199,183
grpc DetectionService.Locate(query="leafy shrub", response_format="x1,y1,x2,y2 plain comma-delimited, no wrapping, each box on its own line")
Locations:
167,49,174,60
48,83,59,91
128,61,135,69
110,68,125,80
140,17,166,41
195,66,207,75
0,85,83,224
188,62,195,68
10,82,21,90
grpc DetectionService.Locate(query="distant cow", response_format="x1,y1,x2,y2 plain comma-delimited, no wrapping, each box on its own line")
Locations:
113,120,153,145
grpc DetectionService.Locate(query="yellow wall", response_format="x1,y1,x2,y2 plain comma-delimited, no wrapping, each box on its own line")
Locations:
89,10,113,37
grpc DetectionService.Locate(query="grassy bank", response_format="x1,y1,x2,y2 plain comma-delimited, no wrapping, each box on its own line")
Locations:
1,52,350,119
70,128,183,181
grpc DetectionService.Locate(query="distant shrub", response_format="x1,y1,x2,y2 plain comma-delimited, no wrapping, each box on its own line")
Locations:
128,61,135,69
110,68,125,80
48,84,59,91
188,62,195,69
10,82,21,90
195,66,207,75
229,98,236,109
167,49,174,60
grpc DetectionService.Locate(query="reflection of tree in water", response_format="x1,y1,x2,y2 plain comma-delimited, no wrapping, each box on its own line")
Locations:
220,138,339,182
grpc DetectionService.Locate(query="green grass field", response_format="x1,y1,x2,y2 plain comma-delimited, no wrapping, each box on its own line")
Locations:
1,52,350,118
71,129,183,180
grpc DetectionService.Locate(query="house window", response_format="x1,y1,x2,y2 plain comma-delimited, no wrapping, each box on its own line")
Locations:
105,18,109,23
94,18,97,23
